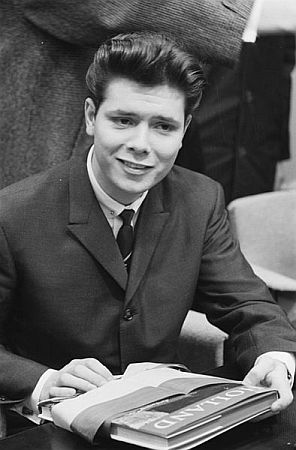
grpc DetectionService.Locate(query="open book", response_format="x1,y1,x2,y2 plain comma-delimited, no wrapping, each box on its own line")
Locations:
38,363,277,449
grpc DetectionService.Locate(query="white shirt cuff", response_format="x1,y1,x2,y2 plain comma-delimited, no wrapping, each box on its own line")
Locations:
30,369,58,414
11,369,57,424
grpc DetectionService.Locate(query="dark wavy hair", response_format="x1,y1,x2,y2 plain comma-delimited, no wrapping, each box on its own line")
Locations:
86,32,205,116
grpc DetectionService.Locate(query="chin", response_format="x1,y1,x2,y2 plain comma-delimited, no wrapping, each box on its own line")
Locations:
118,182,150,199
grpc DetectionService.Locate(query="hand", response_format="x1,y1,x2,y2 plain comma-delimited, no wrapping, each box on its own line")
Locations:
40,358,113,401
243,356,293,413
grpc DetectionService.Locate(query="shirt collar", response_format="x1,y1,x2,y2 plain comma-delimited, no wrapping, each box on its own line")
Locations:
86,146,148,217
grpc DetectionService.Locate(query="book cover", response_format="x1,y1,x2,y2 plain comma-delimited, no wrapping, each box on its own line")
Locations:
110,382,277,449
38,363,277,448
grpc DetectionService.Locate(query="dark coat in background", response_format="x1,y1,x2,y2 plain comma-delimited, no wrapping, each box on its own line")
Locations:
0,0,255,188
196,36,295,204
1,153,296,399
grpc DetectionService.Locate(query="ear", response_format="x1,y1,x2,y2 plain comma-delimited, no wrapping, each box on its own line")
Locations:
183,114,192,135
85,98,96,136
177,114,192,151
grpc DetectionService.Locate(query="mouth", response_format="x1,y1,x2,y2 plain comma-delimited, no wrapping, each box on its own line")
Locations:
118,159,153,171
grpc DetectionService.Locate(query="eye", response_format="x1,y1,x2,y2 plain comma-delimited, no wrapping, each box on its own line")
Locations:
155,122,176,133
112,117,134,127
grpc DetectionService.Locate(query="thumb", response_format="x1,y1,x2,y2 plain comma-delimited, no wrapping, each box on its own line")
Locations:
243,365,266,387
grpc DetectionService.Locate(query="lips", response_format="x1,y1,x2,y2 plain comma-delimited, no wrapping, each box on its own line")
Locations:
119,159,152,170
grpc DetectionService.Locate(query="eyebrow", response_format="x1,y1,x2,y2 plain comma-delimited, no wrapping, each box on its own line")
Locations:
108,110,182,125
153,115,181,126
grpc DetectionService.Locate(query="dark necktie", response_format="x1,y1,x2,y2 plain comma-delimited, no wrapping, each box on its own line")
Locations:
117,209,135,269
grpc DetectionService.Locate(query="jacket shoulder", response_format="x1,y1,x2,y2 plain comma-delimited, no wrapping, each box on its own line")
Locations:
164,165,224,208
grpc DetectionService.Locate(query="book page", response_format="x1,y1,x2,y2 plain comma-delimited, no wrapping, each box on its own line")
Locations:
50,365,235,431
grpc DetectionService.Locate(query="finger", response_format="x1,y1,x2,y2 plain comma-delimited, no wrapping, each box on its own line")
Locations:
65,358,113,382
83,358,113,381
264,367,294,413
243,365,267,387
71,364,110,388
57,372,98,392
243,356,277,387
271,387,293,413
49,386,77,398
243,358,293,413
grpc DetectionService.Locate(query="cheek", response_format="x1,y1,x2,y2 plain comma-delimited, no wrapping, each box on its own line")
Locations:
94,129,121,155
154,136,183,163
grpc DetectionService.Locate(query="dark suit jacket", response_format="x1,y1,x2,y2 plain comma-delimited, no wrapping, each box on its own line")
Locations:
0,0,254,188
1,153,296,399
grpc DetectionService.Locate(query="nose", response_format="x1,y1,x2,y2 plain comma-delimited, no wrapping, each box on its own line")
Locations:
127,123,151,154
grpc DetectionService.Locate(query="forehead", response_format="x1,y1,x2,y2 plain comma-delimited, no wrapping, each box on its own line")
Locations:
100,77,186,120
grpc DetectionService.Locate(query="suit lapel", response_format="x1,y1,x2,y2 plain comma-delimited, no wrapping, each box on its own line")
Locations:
66,158,128,290
125,185,170,303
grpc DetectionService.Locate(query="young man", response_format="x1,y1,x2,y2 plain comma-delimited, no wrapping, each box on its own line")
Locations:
0,32,295,425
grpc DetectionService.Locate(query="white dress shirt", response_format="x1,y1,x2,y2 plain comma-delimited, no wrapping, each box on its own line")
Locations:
86,146,148,235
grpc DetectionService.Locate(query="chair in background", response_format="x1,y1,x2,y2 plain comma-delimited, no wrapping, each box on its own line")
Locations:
227,191,296,322
178,310,228,373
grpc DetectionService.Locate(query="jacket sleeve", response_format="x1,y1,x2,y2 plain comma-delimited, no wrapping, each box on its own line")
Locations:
0,225,48,399
196,183,296,373
13,0,254,65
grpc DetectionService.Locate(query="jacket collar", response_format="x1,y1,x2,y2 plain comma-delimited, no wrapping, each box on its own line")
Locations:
67,156,170,297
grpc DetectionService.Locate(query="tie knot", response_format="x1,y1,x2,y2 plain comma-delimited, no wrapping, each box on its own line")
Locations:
119,209,135,226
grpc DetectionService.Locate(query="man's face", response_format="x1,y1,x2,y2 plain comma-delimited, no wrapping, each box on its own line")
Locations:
85,78,191,204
